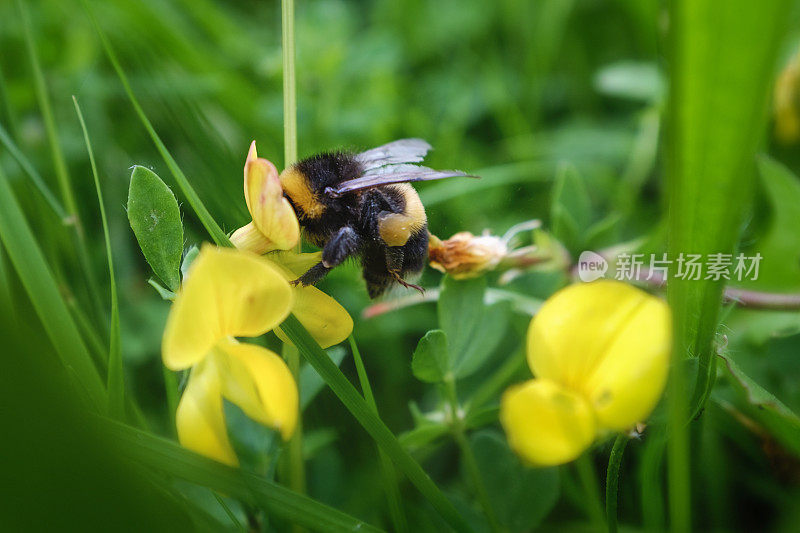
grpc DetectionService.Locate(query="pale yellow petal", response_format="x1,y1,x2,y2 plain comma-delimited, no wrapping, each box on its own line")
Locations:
274,284,353,349
527,280,651,389
268,251,323,278
231,221,277,255
500,378,597,466
583,295,671,430
176,359,238,466
214,340,298,440
162,245,294,370
243,143,299,250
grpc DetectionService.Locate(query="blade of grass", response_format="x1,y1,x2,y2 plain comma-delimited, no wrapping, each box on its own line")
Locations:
81,0,231,247
281,315,472,533
605,435,628,533
212,492,246,532
665,2,790,531
16,0,78,218
103,418,384,533
350,335,407,533
0,123,66,220
73,96,125,420
0,165,105,410
16,0,106,324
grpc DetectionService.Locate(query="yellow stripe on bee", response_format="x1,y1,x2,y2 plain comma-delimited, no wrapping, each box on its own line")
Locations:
378,184,426,246
279,167,326,218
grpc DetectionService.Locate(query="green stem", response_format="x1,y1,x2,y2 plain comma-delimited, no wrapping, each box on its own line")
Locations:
282,343,306,500
575,452,606,529
605,435,629,533
350,335,408,533
281,315,472,533
282,0,298,168
162,365,179,437
280,1,306,516
445,377,502,533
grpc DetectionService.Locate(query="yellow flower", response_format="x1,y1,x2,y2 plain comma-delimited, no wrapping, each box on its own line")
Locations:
163,244,298,466
231,141,300,254
500,280,671,466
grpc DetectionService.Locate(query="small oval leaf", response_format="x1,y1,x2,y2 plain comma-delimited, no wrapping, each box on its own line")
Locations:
127,166,183,291
412,329,450,383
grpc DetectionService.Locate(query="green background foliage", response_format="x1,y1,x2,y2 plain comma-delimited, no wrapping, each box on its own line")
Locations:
2,0,800,531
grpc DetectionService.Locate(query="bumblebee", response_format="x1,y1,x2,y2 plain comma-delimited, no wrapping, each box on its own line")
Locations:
279,139,475,298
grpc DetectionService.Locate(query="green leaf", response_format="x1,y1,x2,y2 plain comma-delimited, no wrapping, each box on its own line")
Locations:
470,430,559,532
550,162,591,254
438,277,509,379
412,329,450,383
745,156,800,290
128,166,184,292
717,353,800,457
147,278,176,301
181,244,200,279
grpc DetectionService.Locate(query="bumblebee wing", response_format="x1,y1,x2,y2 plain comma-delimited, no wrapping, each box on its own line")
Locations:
325,164,477,197
355,138,432,170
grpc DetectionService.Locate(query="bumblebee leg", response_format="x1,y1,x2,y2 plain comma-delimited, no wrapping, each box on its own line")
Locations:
322,226,360,268
386,247,425,295
292,261,331,287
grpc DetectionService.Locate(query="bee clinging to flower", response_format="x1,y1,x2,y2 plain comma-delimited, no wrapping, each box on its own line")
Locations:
278,139,476,298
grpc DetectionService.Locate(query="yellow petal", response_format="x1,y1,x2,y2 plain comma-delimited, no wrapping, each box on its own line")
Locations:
176,358,238,466
214,340,298,440
244,141,300,250
527,280,653,390
583,295,671,430
268,251,323,278
274,283,353,348
162,245,294,370
230,221,276,255
264,253,353,349
500,378,597,466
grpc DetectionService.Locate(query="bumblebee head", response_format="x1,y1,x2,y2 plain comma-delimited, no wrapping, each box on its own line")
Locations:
279,152,362,220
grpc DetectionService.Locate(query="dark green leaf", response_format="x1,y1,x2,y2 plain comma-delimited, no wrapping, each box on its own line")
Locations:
412,329,450,383
128,166,183,291
470,430,559,532
744,156,800,290
717,353,800,457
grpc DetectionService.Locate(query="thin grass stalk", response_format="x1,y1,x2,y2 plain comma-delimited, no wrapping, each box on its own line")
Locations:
350,335,408,533
73,96,126,420
17,0,106,323
280,0,306,505
605,435,629,533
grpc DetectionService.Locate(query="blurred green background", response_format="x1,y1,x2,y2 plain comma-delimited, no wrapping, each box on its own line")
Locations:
2,0,800,531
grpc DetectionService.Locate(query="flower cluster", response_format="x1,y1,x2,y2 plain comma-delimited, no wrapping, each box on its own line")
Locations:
163,143,351,465
500,280,671,466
